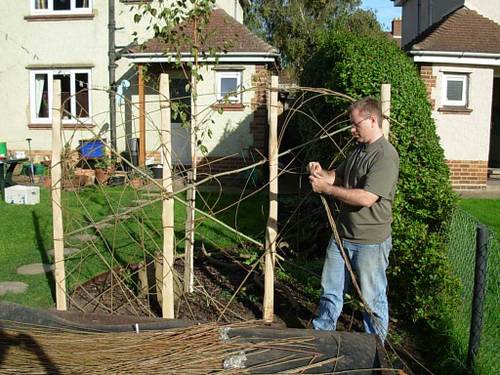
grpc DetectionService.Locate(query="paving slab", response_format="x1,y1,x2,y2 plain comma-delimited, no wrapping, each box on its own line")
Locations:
93,223,113,230
114,214,131,221
140,192,161,198
132,199,149,205
46,247,81,257
68,233,99,243
459,180,500,199
0,282,28,295
17,263,54,275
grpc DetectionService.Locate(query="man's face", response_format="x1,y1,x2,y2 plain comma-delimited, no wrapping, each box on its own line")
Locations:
350,108,376,144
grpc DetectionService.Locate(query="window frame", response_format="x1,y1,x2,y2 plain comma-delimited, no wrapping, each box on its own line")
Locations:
29,69,92,125
31,0,93,15
442,73,469,107
216,71,242,103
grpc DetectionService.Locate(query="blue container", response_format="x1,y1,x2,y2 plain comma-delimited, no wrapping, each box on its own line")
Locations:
79,139,105,158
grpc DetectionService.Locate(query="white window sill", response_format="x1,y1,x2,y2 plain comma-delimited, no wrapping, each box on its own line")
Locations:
25,13,95,22
28,123,95,129
437,106,473,115
212,103,245,111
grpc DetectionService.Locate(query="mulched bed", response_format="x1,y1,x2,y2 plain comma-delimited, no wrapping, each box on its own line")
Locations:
68,249,319,327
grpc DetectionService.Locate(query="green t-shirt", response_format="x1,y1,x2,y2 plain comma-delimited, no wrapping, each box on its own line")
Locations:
335,136,399,244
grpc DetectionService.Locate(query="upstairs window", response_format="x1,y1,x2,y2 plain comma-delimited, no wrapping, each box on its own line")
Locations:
32,0,92,14
442,73,469,107
30,69,91,124
216,71,242,103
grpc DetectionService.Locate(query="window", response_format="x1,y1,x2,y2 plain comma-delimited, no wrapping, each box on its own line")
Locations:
216,71,242,103
32,0,92,14
442,73,468,107
30,69,91,124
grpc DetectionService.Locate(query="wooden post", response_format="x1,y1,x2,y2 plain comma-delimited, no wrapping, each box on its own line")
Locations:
184,171,195,293
160,73,175,318
263,75,279,322
137,262,149,298
381,84,391,140
51,79,67,311
138,64,146,165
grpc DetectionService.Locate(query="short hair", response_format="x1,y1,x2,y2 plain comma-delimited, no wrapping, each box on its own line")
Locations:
349,97,383,128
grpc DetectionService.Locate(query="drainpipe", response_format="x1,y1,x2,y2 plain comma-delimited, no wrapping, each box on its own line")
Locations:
108,0,117,151
417,0,421,34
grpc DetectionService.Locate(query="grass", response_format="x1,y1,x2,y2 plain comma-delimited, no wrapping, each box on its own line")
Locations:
459,199,500,237
444,199,500,375
0,186,267,309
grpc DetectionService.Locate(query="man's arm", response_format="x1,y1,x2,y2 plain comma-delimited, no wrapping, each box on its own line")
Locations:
309,174,378,207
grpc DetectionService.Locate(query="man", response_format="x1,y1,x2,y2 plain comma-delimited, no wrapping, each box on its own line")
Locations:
308,97,399,341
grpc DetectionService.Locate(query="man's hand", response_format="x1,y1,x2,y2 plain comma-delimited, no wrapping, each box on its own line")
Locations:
309,173,332,194
308,162,335,185
308,161,378,206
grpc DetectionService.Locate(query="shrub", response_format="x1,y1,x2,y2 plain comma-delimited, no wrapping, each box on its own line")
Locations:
298,30,458,322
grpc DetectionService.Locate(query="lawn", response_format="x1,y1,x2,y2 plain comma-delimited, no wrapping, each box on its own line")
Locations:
445,198,499,375
459,199,500,237
0,186,267,309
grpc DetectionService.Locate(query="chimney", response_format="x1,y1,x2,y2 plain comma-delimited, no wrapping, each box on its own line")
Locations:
392,18,402,38
388,18,402,47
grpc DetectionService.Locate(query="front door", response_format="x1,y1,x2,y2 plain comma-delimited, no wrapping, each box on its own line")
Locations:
489,77,500,168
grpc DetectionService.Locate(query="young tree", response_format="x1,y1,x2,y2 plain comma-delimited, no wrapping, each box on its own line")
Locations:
134,0,221,294
246,0,372,75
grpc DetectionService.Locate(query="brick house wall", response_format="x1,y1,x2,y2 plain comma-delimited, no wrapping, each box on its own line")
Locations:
446,160,488,189
420,65,436,110
250,65,269,156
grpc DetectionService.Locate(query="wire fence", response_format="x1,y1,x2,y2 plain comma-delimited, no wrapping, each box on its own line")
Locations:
446,208,499,374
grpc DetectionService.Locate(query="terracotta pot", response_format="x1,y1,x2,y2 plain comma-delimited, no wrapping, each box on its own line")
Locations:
129,178,143,189
95,168,110,185
41,176,52,189
62,177,83,190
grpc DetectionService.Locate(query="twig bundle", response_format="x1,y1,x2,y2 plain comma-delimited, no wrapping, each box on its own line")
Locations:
0,321,326,374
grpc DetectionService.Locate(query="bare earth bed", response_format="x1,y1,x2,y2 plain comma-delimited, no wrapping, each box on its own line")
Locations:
68,250,318,328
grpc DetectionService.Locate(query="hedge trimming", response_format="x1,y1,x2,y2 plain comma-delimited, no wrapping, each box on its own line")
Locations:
299,30,458,322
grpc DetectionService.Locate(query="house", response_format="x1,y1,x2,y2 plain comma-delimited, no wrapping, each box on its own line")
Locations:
393,0,500,189
124,7,279,173
0,1,279,175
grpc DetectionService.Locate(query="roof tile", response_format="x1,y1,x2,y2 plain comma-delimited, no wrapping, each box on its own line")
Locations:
407,7,500,54
133,9,277,55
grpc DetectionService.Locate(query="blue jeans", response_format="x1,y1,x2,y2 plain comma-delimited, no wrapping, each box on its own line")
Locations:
312,236,391,341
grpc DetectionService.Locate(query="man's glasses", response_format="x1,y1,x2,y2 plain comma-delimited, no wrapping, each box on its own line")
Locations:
350,115,371,128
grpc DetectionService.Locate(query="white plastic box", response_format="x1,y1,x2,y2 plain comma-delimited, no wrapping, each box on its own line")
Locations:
4,185,40,205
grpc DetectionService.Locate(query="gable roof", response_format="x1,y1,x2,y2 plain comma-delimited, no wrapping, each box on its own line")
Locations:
406,6,500,54
131,8,277,56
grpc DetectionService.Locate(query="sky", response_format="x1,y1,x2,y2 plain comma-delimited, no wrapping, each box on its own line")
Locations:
360,0,401,31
